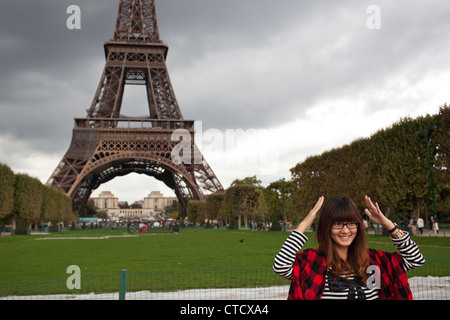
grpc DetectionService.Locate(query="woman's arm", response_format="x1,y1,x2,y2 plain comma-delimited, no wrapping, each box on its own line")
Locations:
273,197,324,280
272,230,308,280
296,196,324,233
391,232,426,271
364,195,396,231
365,195,425,271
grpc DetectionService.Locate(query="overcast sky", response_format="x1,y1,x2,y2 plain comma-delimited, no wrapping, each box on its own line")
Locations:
0,0,449,203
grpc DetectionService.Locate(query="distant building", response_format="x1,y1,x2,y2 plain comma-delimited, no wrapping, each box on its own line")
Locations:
92,191,118,210
90,191,177,220
144,191,177,210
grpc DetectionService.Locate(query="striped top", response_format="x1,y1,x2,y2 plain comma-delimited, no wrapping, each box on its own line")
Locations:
273,230,425,300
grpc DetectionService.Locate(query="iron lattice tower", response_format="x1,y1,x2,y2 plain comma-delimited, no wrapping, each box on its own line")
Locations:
47,0,223,215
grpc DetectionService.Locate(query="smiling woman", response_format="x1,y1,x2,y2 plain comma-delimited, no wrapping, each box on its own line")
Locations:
316,197,368,282
273,195,426,300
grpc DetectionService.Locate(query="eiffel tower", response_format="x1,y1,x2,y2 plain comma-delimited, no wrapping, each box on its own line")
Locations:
47,0,223,215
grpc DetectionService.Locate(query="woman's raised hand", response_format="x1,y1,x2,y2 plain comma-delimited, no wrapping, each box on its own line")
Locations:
296,196,324,233
364,195,395,230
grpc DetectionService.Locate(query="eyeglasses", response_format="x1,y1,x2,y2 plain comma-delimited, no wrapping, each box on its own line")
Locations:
331,222,359,230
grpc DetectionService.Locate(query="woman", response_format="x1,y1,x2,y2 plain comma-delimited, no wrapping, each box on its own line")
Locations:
273,195,425,300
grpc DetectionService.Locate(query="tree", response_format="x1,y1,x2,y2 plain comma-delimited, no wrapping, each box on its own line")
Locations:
252,188,268,223
187,200,207,224
41,185,74,230
205,192,226,222
370,115,438,218
13,174,43,234
170,210,180,220
164,201,178,216
433,105,450,218
290,139,375,216
42,186,59,227
291,154,326,216
264,179,294,228
230,175,262,187
320,138,377,209
0,163,75,233
290,106,448,223
0,163,15,222
61,192,74,225
225,184,267,229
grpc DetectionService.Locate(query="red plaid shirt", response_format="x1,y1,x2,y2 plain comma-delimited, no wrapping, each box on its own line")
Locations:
287,248,412,300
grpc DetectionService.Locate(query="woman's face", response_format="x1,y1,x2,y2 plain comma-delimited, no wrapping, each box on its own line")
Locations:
330,222,358,249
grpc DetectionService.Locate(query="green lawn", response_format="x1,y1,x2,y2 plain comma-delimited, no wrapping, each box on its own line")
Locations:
0,227,449,295
1,228,292,284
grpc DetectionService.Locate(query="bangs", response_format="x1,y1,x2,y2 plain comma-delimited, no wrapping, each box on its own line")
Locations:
331,201,360,222
321,196,362,224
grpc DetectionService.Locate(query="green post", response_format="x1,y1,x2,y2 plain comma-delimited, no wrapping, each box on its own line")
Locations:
119,269,128,300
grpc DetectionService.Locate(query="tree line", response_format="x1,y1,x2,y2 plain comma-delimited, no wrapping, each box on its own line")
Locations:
291,105,449,222
0,164,73,234
187,105,449,228
1,106,447,232
187,176,294,230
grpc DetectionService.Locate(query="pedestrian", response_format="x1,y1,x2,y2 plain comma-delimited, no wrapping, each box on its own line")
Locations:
273,195,425,300
417,217,424,236
434,220,439,235
429,217,437,236
409,217,417,236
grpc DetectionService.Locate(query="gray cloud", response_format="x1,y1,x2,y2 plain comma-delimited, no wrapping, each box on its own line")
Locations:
0,0,449,196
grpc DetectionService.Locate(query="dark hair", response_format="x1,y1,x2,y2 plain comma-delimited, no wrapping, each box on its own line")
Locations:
316,196,369,282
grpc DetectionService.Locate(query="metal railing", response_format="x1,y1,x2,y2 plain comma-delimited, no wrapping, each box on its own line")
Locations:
74,118,195,131
1,261,449,300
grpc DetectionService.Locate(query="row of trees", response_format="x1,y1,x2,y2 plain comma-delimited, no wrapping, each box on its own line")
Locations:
1,105,447,232
291,105,449,221
187,176,294,229
187,105,448,228
0,163,73,234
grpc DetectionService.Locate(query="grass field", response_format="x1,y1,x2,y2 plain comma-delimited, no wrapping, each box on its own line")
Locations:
1,227,449,295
